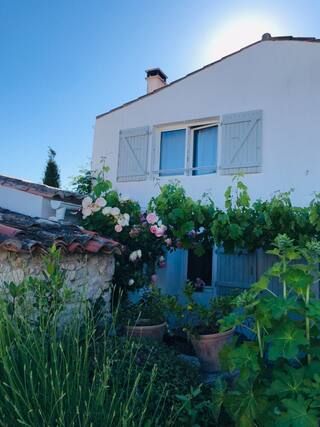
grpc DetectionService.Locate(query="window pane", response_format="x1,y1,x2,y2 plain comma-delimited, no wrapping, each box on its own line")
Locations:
160,129,186,176
187,248,213,289
193,126,217,175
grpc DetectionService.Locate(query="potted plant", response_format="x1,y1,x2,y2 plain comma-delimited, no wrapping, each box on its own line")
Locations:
120,287,168,341
182,283,235,372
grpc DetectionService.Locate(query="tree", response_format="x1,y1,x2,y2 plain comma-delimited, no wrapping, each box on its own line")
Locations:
43,148,61,188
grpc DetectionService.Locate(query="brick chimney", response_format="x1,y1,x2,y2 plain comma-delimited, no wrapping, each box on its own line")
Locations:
146,68,167,93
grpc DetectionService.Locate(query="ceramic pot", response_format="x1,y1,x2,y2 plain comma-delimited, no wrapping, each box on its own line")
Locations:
126,321,167,341
191,328,234,372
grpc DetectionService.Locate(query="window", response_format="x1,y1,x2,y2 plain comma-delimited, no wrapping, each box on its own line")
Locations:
187,248,213,289
192,125,218,175
159,129,186,176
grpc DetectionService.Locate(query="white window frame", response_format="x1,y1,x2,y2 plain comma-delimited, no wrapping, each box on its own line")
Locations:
152,116,220,178
188,123,219,176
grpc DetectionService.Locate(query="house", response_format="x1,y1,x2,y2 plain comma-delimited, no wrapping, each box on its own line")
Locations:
0,174,82,220
92,34,320,297
0,176,121,304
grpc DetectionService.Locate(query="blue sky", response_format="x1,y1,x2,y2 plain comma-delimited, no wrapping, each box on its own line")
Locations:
1,0,319,188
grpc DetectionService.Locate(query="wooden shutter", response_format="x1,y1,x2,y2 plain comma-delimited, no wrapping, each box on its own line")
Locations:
117,126,149,182
220,110,262,175
215,248,257,296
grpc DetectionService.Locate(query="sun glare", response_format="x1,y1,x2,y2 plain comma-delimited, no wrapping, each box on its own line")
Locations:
202,14,285,64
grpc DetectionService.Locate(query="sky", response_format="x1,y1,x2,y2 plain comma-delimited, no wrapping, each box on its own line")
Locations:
1,0,320,188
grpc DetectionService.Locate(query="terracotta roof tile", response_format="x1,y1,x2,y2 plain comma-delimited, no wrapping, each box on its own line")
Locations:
0,207,121,256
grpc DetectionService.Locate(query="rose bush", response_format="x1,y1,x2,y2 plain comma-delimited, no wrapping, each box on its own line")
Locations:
79,168,168,293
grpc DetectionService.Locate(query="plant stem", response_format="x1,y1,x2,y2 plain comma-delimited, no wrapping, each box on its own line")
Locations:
305,284,311,364
256,320,264,358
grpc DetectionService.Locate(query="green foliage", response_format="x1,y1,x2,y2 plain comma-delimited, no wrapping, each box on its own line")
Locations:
119,287,170,326
71,166,95,195
217,236,320,426
43,147,61,188
0,256,220,426
149,182,215,255
169,282,235,336
149,177,320,255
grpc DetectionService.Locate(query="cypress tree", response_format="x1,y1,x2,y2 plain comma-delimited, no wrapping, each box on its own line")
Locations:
43,147,61,188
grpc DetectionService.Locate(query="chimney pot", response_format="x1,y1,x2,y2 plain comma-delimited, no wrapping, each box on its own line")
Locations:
145,68,167,93
262,32,272,40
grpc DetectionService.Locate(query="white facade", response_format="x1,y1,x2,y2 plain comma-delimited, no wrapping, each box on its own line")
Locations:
92,37,320,296
92,38,320,209
0,186,54,218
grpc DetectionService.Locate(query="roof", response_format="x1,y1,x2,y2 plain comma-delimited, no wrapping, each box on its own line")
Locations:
0,207,121,255
96,34,320,119
0,174,82,205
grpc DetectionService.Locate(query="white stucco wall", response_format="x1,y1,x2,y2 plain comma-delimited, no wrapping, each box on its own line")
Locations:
92,40,320,208
0,186,55,218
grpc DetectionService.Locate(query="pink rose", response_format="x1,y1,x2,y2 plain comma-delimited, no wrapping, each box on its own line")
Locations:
154,224,167,238
146,212,159,225
114,224,123,233
150,225,158,234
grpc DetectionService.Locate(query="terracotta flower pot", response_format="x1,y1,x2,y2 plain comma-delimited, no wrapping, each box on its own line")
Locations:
191,328,234,372
126,321,167,341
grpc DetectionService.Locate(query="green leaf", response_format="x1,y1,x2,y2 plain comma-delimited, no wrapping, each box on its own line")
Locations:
224,383,268,427
221,342,260,380
276,397,318,427
251,276,269,292
267,367,305,398
229,223,243,239
265,322,308,361
307,300,320,321
259,296,300,321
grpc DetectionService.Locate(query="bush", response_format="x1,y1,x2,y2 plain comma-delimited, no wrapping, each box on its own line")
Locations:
216,236,320,426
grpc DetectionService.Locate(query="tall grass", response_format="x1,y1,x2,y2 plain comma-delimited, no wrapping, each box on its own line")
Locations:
0,247,209,426
0,299,173,427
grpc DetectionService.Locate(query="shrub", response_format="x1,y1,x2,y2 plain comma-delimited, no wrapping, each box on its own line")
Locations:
79,167,166,293
215,235,320,426
0,252,218,426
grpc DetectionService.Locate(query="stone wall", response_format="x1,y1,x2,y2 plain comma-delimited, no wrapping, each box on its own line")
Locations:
0,249,115,305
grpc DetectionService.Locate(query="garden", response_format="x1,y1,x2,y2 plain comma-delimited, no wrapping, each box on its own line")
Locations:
1,170,320,426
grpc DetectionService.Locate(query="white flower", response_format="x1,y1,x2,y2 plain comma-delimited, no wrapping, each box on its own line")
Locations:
123,213,130,222
129,251,137,262
118,214,130,227
102,206,112,215
95,197,107,207
82,207,92,219
128,279,135,286
111,207,120,217
129,249,142,262
82,196,92,208
91,203,101,213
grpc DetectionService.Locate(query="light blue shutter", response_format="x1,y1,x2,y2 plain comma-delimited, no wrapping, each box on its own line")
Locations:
117,126,149,181
220,110,262,175
215,248,257,296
